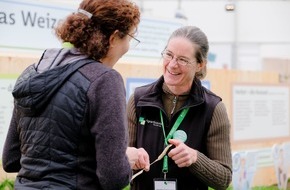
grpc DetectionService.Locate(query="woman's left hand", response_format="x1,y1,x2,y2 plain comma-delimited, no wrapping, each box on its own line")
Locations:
167,139,197,168
126,147,150,171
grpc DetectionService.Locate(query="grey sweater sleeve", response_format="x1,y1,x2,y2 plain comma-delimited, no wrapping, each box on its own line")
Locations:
87,69,131,190
189,102,232,190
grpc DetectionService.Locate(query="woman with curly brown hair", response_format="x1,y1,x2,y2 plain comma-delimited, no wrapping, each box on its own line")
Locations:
2,0,149,189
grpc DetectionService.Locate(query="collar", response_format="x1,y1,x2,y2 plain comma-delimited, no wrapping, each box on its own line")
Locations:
137,76,205,108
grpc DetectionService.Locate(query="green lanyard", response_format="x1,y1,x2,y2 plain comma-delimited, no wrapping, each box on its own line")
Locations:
159,108,189,174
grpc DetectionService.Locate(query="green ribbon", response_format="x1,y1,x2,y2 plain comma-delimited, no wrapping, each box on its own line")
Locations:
160,108,189,173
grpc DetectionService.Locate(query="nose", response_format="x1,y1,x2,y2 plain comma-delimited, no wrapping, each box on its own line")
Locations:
168,57,179,67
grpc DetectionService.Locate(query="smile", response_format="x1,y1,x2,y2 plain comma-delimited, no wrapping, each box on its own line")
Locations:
167,69,180,76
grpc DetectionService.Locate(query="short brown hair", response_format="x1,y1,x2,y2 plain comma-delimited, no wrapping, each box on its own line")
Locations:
55,0,140,60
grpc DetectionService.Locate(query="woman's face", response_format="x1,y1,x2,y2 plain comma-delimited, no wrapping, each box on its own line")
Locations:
162,37,202,92
102,27,137,68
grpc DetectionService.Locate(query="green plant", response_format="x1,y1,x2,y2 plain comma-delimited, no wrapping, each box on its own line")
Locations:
0,179,130,190
123,184,130,190
0,178,14,190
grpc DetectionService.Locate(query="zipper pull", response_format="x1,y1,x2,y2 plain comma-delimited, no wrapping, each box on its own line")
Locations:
170,96,177,115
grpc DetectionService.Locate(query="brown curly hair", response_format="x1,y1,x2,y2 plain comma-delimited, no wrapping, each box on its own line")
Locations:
55,0,140,60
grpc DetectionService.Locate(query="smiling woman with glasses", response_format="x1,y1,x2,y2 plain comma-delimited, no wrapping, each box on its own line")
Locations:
127,26,232,190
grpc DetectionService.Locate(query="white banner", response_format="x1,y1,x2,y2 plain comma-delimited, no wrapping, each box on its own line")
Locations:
0,0,75,53
0,0,184,60
0,77,17,157
232,84,290,141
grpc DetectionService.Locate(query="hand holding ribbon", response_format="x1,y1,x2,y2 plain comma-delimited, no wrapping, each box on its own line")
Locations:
130,144,173,181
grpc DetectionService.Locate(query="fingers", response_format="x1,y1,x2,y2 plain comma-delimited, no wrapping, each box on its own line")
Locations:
171,150,193,167
168,138,181,146
137,148,150,171
129,147,150,171
168,139,197,168
126,147,139,168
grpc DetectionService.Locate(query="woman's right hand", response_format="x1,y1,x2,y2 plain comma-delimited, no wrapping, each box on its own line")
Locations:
126,147,150,171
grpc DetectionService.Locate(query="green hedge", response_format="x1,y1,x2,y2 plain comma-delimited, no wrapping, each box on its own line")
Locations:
0,179,14,190
1,179,287,190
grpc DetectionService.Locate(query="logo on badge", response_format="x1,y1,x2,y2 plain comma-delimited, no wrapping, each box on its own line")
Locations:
139,117,145,125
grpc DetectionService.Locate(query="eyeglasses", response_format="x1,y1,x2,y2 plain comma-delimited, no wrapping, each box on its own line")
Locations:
127,33,140,49
161,50,195,66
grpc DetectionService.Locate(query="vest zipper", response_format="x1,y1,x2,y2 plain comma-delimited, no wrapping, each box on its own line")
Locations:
170,96,178,116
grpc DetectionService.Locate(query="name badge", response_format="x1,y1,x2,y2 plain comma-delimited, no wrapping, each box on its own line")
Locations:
154,178,177,190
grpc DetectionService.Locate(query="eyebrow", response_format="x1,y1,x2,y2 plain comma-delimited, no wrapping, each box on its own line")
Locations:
166,50,190,60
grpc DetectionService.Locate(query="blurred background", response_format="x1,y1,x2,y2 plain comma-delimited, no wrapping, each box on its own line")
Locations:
1,0,290,189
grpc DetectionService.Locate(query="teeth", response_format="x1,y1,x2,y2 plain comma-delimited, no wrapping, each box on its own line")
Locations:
168,70,179,75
